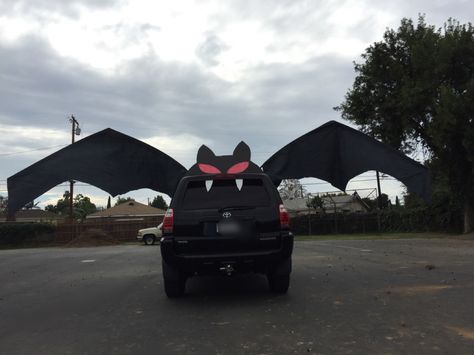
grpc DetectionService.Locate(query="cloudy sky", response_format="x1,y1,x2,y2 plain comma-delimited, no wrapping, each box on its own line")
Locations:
0,0,471,208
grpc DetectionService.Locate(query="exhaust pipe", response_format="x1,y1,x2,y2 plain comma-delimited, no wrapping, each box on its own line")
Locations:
219,264,235,276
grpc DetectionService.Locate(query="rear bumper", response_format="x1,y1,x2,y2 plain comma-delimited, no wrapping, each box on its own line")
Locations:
160,232,293,274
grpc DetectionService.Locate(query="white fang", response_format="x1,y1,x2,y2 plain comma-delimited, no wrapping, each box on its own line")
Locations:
205,180,213,192
235,179,243,191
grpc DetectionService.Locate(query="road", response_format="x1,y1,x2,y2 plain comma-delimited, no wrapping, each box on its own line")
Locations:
1,239,474,354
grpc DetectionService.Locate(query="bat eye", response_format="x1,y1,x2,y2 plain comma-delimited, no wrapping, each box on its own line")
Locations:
227,161,249,174
198,164,221,174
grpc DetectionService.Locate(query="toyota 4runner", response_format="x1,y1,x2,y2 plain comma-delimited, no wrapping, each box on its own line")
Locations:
160,173,293,297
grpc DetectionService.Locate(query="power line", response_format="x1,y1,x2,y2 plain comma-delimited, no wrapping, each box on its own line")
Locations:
0,144,67,157
302,177,396,186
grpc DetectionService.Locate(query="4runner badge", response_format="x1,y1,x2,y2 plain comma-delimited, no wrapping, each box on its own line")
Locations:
222,212,232,218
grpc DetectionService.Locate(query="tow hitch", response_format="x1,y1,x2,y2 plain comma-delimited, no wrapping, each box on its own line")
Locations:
219,264,235,276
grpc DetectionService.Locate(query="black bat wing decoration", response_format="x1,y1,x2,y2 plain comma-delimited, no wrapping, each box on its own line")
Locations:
262,120,431,201
7,128,187,216
7,120,430,216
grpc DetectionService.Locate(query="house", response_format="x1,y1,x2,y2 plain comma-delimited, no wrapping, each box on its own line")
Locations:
0,209,64,224
282,198,311,216
321,194,370,213
86,200,165,223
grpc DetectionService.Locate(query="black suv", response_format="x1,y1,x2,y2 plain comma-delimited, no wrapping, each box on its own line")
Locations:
160,173,294,297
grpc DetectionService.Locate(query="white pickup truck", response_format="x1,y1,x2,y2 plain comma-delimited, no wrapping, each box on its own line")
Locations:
137,223,163,245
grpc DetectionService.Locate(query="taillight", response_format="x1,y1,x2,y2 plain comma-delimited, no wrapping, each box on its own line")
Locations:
163,208,174,233
279,204,290,229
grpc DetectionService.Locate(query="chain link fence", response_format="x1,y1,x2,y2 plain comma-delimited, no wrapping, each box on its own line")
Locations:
290,207,463,235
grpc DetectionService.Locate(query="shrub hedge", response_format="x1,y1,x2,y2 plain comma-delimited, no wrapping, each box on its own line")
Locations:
0,223,57,245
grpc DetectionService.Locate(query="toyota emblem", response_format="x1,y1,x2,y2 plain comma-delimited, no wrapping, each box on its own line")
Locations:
222,212,232,218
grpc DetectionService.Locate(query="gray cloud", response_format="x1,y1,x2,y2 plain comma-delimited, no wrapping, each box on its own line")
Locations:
99,22,161,47
203,0,474,55
0,0,117,19
196,32,229,66
0,36,229,136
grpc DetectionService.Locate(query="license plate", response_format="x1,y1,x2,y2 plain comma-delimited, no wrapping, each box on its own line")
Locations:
217,221,240,235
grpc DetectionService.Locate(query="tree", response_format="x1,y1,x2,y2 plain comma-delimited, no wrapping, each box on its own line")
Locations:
107,196,111,209
278,179,307,200
306,195,324,212
45,191,97,219
114,196,134,206
73,194,97,219
403,190,425,209
150,195,168,210
45,191,70,214
395,196,401,207
336,16,474,233
377,193,390,209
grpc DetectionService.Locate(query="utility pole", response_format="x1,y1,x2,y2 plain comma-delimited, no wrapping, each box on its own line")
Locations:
69,115,81,220
376,171,382,208
376,171,382,232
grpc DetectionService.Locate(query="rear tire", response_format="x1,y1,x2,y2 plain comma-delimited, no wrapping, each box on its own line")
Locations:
164,278,185,298
267,256,291,293
143,235,155,245
268,274,290,293
162,260,186,298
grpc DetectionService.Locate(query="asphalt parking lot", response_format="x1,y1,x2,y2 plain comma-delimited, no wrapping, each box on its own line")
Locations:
1,239,474,355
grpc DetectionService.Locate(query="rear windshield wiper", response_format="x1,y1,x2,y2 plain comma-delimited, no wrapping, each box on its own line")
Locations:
219,205,256,212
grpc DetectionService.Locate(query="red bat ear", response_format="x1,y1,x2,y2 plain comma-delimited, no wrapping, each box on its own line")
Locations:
227,161,249,174
198,164,221,174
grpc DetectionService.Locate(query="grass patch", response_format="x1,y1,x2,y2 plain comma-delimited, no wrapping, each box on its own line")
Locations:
294,232,455,241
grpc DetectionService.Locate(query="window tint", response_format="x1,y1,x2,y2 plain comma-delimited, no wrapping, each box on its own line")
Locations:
181,179,270,210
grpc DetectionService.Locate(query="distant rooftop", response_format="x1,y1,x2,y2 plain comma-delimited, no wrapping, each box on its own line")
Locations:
86,201,165,219
0,209,63,221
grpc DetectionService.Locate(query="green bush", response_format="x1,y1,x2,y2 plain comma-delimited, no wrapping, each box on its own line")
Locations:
0,223,57,245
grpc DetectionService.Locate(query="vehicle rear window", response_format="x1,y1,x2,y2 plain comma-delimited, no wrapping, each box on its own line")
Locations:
181,178,271,210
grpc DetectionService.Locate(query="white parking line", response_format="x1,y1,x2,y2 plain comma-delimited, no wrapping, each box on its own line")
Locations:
330,245,373,252
81,259,96,263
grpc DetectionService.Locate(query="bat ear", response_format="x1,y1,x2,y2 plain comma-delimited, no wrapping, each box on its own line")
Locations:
233,141,251,161
197,145,215,162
